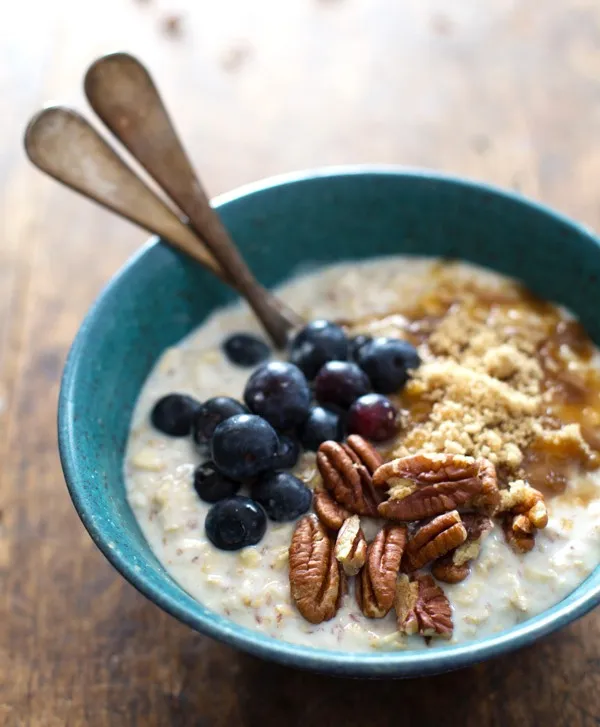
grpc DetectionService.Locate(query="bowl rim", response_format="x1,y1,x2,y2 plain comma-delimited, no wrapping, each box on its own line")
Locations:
58,165,600,676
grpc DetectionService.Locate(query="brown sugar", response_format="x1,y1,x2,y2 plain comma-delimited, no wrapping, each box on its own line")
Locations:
382,267,600,480
395,360,541,469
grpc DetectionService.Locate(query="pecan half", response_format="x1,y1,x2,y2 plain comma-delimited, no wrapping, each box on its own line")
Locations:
289,515,344,624
356,525,407,618
317,436,384,516
334,515,367,576
313,489,351,531
395,573,453,638
375,453,499,521
404,510,467,571
497,480,548,553
431,512,493,583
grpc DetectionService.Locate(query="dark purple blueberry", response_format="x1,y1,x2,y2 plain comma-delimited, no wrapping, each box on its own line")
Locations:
222,333,270,367
356,337,421,394
251,472,312,522
314,360,371,410
211,414,278,480
193,461,241,503
205,496,267,550
244,361,311,430
288,319,349,380
150,393,201,437
349,334,372,361
192,396,248,448
273,434,301,469
297,406,343,451
347,393,398,442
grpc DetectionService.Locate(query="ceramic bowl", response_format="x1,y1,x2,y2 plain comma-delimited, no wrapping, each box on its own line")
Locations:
58,167,600,677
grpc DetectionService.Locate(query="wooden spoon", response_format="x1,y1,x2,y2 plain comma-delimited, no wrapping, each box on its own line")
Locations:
24,107,302,346
25,106,229,279
84,52,294,348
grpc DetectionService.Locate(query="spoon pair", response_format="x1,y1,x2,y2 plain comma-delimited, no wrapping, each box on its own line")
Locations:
24,52,302,348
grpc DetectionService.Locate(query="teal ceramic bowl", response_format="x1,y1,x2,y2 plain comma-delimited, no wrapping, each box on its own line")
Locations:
59,167,600,677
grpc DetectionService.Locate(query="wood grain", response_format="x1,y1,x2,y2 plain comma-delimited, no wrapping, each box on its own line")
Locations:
2,0,600,724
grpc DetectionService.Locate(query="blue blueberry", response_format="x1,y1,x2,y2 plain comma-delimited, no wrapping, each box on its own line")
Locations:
205,496,267,550
193,462,241,503
222,333,270,367
314,360,371,410
356,337,421,394
244,361,311,430
251,472,312,522
211,414,279,480
272,434,301,469
289,320,349,380
150,393,201,436
297,406,343,451
192,396,248,449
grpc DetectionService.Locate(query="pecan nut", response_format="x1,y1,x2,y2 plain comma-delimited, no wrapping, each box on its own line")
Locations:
431,512,493,583
404,510,467,571
375,453,499,521
334,515,367,576
317,435,384,516
289,515,344,624
395,573,453,638
313,489,351,531
356,525,407,618
498,480,548,553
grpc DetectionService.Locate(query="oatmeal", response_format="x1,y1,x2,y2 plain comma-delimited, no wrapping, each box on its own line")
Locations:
125,258,600,651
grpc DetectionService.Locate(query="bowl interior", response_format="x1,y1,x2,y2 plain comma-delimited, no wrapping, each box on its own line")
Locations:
59,169,600,676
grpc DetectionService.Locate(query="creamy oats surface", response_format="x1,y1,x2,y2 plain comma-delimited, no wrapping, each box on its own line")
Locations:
125,258,600,651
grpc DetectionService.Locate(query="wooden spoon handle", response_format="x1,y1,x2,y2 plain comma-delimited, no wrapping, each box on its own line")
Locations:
24,106,301,331
24,106,227,282
84,52,297,348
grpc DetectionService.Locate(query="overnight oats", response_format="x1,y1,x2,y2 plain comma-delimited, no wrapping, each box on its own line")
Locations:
125,257,600,651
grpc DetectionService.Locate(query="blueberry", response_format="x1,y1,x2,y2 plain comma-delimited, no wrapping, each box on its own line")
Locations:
244,361,311,430
347,393,398,442
349,334,372,361
297,406,343,451
150,393,201,436
356,337,421,394
192,396,248,449
223,332,270,367
289,319,349,380
272,434,301,469
193,461,241,503
205,496,267,550
251,472,312,522
211,414,279,480
314,360,371,410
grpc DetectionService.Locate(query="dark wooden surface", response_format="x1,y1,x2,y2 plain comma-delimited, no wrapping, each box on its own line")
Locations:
3,0,600,724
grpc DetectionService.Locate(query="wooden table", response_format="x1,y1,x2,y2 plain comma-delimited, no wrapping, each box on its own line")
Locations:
3,0,600,724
